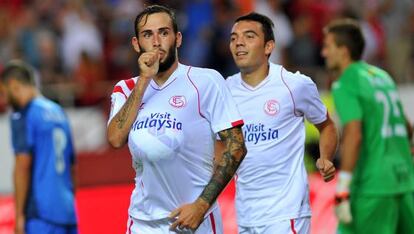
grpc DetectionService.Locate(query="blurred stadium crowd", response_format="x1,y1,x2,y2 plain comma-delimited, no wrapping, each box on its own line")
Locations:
0,0,413,111
0,1,413,233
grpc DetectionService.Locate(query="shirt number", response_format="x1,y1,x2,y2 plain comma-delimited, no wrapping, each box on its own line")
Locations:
53,127,67,174
375,90,406,138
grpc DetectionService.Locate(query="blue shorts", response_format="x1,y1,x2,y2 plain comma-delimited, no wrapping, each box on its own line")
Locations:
26,218,78,234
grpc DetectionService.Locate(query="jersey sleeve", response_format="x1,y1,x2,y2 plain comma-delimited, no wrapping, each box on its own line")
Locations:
108,78,138,124
108,82,129,125
195,69,243,133
332,80,362,126
292,74,327,124
11,112,34,155
108,92,126,125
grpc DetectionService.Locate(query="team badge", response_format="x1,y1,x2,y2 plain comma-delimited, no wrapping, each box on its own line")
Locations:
264,99,280,116
169,95,186,108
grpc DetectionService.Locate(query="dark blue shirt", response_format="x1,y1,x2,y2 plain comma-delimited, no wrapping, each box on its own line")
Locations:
11,97,77,225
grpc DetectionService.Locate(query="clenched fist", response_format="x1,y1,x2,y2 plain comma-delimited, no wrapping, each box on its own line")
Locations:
138,49,160,78
316,158,335,182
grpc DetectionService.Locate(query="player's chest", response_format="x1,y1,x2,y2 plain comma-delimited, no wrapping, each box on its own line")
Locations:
135,83,200,125
232,86,295,125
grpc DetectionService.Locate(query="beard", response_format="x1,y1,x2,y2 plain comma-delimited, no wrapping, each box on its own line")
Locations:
139,42,177,73
8,94,21,110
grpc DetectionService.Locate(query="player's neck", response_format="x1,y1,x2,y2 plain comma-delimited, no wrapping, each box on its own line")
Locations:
339,57,353,74
20,88,38,108
240,62,269,87
154,60,179,86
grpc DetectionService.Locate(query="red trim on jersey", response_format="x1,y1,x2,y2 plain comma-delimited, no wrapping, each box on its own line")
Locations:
186,66,205,118
290,219,297,234
209,212,217,234
231,119,244,127
280,68,301,117
128,217,133,234
113,86,127,99
125,78,136,91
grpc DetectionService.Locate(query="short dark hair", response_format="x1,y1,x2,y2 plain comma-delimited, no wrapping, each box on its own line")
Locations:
134,5,178,38
235,12,275,43
1,60,36,85
323,18,365,61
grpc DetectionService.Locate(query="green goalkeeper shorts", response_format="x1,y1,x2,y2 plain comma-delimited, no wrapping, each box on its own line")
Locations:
337,192,414,234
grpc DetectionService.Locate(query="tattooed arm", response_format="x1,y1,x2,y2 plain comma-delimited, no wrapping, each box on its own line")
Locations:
199,126,246,205
107,79,150,148
107,49,160,148
169,126,247,231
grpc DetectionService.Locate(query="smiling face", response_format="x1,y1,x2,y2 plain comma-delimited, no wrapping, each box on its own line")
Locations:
132,12,182,72
229,20,274,74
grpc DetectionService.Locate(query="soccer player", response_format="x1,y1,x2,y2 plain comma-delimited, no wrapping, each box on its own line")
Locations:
0,60,78,234
106,5,247,233
219,12,338,233
322,18,414,234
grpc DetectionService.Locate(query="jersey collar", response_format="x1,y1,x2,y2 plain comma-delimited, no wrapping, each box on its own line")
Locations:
240,62,277,91
150,63,185,90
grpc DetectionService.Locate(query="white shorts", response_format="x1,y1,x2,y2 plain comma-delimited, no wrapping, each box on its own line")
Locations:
126,208,223,234
238,217,310,234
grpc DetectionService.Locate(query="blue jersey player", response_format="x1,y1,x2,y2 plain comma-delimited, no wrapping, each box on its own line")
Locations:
1,60,78,234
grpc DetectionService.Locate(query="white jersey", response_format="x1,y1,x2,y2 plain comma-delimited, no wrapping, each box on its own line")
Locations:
109,63,243,221
226,62,327,227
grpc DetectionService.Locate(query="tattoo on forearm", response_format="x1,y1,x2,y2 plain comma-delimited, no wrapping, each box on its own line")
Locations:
115,88,138,129
200,127,246,205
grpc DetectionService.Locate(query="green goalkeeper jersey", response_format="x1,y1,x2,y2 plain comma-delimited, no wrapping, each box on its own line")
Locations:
332,61,414,195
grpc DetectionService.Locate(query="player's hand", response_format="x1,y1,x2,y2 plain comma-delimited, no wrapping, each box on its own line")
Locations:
335,171,352,224
169,198,210,232
138,49,160,78
335,193,352,224
15,214,25,234
316,158,335,182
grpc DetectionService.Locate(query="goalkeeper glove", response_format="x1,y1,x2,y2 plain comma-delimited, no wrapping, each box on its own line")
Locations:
334,171,352,224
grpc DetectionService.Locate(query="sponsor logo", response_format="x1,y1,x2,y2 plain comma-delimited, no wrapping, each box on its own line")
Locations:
264,99,280,116
243,123,279,144
132,112,183,132
169,95,186,108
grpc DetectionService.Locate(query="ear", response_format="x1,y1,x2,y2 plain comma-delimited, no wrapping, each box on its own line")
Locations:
175,32,182,48
131,37,140,53
265,40,275,57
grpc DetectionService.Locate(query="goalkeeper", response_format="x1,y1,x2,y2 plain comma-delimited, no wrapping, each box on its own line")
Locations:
321,18,414,234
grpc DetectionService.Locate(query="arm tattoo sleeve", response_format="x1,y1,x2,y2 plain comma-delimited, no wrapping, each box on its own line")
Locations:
199,126,247,205
115,88,138,129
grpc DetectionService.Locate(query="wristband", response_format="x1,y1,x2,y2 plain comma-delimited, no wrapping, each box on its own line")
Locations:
336,171,352,194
